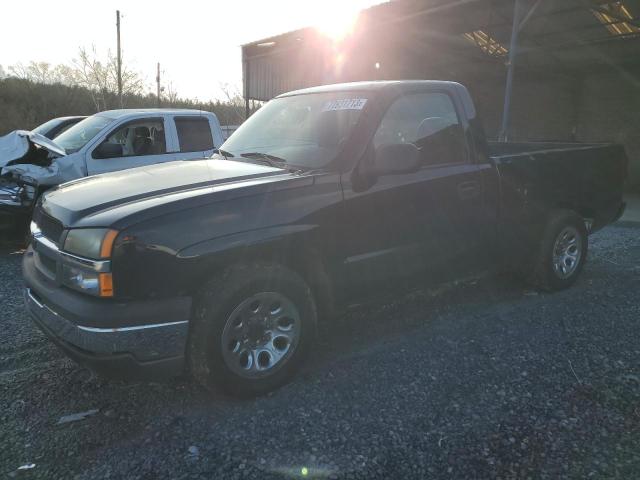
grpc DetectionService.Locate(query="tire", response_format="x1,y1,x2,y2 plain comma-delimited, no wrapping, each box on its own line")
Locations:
188,263,317,397
529,209,588,291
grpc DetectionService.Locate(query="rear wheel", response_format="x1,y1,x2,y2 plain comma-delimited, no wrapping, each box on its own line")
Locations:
189,263,316,397
529,210,588,291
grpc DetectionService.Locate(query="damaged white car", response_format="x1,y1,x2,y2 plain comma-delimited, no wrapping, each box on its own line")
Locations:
0,109,225,234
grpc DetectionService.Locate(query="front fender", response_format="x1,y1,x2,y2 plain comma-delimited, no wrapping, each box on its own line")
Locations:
111,173,343,300
175,224,323,294
177,224,318,259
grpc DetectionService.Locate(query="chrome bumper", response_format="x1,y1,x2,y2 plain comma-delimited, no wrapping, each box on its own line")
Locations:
24,288,189,362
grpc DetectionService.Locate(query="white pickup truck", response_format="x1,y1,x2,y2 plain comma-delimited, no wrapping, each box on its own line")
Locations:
0,109,224,234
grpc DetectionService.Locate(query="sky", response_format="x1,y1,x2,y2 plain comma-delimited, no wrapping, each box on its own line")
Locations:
1,0,383,101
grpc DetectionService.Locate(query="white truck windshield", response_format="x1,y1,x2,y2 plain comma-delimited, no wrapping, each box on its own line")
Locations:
54,115,114,153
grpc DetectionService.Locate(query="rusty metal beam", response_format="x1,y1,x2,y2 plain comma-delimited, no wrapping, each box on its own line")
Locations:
499,0,524,142
518,0,544,32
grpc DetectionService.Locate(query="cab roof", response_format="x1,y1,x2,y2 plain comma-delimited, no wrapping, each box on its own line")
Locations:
96,109,216,119
277,80,465,98
276,80,476,118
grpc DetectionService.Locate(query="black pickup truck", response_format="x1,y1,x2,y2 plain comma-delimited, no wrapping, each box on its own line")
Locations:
23,81,627,396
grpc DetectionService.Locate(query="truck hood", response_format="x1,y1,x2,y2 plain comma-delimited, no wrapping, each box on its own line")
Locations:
0,130,65,167
40,158,294,227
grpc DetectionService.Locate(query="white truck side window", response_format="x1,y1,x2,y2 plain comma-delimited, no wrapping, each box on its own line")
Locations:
175,117,214,152
93,120,167,159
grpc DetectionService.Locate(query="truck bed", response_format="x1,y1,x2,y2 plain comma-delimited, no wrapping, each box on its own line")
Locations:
488,141,614,158
488,141,628,233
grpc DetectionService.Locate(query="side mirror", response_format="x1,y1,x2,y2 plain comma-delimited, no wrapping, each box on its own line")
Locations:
93,142,123,159
373,143,420,176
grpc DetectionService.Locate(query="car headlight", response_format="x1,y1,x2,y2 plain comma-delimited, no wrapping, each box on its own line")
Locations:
64,228,118,259
61,228,118,297
61,264,101,296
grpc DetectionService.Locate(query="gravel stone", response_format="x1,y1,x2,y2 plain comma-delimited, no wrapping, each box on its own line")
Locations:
188,446,199,456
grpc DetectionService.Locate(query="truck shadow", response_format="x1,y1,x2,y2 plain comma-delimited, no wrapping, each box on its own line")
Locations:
307,270,528,373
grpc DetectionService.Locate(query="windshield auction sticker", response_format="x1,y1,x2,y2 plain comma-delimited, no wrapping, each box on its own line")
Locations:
322,98,368,111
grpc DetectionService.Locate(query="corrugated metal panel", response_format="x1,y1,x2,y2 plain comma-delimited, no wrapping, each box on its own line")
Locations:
245,48,328,101
242,0,640,101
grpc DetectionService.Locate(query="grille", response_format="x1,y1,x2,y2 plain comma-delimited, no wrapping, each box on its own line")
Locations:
40,252,56,271
35,251,57,279
33,209,64,245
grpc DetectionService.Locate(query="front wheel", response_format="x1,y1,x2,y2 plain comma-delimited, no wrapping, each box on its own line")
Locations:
529,210,588,291
189,263,317,397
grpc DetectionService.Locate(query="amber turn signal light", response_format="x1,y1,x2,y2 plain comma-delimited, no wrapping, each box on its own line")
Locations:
100,230,119,259
99,273,114,297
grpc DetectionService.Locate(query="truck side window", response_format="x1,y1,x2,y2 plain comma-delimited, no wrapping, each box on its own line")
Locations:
94,119,167,158
175,117,214,152
373,92,467,166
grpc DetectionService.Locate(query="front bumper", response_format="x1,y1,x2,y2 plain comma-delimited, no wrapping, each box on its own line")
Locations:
0,181,33,233
0,200,31,232
23,250,192,379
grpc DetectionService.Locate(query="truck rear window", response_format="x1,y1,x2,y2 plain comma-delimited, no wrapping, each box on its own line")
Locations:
175,117,214,152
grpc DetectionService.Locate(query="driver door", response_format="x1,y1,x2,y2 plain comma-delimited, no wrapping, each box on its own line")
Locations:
86,117,174,176
340,90,484,293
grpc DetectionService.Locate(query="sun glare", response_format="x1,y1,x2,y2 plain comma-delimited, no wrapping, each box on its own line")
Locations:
314,6,361,41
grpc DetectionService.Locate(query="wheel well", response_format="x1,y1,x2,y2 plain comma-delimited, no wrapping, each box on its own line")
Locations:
283,248,335,322
553,203,593,221
198,243,336,324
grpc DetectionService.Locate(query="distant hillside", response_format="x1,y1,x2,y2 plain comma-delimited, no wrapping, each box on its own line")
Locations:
0,77,249,135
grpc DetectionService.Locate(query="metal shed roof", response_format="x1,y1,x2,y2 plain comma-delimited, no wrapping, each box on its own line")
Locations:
242,0,640,102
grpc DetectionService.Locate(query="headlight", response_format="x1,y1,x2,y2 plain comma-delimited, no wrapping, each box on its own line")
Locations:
61,228,118,297
64,228,118,259
61,263,113,297
61,264,100,295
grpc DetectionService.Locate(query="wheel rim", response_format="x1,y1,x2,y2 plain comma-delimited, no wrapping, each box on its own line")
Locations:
221,292,301,378
552,226,582,279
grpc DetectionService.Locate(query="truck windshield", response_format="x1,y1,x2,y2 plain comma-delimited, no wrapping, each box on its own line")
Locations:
32,118,63,137
221,92,369,169
53,115,114,153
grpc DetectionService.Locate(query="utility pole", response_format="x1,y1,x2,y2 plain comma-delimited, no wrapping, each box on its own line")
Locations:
116,10,123,108
243,57,250,120
156,62,161,107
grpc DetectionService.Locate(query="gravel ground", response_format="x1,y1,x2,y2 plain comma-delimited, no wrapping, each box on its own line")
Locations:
1,224,639,479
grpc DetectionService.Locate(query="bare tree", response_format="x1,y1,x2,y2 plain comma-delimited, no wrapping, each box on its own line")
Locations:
73,47,111,110
165,81,179,107
218,82,246,123
72,46,146,111
106,50,146,98
9,62,50,83
8,61,75,85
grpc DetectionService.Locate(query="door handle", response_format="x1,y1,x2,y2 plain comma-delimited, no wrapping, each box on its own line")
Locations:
457,181,480,200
